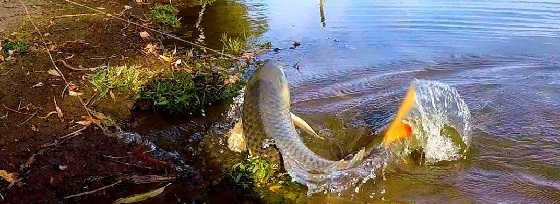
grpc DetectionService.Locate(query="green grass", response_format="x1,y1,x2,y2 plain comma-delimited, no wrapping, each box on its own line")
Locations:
226,156,307,203
200,0,217,6
2,40,29,56
230,156,279,187
148,5,181,27
139,70,244,114
221,33,246,55
90,65,156,97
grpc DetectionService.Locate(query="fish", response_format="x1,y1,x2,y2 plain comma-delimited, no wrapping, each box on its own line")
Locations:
239,61,366,172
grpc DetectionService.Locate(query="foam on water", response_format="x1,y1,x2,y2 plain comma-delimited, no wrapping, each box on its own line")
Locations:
284,79,471,195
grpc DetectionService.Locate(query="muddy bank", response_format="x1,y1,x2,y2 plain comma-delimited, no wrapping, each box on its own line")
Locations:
0,0,276,203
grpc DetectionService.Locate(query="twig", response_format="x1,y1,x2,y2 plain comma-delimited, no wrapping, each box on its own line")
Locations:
63,180,122,199
20,1,70,98
17,110,38,126
129,175,176,184
53,13,98,18
58,59,103,71
42,126,88,148
2,104,34,116
102,155,153,170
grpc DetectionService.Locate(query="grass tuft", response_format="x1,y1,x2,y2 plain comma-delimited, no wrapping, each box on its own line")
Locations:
221,33,246,55
90,65,156,97
2,40,29,56
139,70,244,114
149,5,181,27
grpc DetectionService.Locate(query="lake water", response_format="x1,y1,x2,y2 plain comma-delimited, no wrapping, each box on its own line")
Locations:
184,0,560,202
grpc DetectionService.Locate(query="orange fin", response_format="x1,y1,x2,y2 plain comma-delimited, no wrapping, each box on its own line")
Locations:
383,85,416,146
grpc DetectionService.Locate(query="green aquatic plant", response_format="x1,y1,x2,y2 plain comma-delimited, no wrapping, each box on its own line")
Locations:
148,5,181,27
227,156,307,203
2,40,29,56
230,156,279,186
221,33,246,55
139,70,243,114
90,65,156,97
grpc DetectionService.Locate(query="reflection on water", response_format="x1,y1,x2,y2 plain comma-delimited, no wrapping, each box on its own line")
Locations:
173,0,560,202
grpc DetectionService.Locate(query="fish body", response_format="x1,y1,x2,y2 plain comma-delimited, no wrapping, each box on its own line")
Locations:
242,61,364,172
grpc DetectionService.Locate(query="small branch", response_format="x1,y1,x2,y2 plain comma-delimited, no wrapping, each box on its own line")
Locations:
2,104,35,116
53,13,98,18
63,180,122,199
58,59,104,71
17,110,38,126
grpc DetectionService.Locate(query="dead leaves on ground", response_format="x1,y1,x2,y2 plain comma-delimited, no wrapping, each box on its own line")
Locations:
0,170,19,184
113,183,170,204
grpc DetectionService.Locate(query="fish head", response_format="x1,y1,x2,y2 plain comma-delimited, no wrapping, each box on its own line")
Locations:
251,60,291,108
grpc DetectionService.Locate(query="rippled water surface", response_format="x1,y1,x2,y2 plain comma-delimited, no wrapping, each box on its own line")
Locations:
182,0,560,202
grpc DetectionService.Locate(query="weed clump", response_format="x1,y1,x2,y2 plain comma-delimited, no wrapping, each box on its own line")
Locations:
221,33,246,55
139,70,243,114
149,5,181,27
226,156,307,203
90,65,156,97
2,40,29,56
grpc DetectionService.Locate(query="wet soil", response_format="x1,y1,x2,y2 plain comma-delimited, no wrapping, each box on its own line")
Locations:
0,0,258,203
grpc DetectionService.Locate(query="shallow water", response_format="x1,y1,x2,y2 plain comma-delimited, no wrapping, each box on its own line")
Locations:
177,0,560,202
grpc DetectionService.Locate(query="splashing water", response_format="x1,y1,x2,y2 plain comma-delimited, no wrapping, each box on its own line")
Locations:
285,79,471,195
401,79,472,163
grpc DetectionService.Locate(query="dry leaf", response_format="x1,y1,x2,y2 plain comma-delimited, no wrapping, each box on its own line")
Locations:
20,154,36,171
76,116,100,126
113,184,170,204
109,91,116,101
68,90,83,96
0,55,4,63
0,170,19,184
173,59,182,67
47,69,61,77
159,55,172,62
31,82,44,88
144,43,158,55
139,31,150,40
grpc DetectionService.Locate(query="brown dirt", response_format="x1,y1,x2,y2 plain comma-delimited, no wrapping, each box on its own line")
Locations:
0,0,254,203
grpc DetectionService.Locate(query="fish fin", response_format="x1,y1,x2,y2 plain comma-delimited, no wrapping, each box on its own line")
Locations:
383,85,416,146
290,112,325,140
227,119,247,152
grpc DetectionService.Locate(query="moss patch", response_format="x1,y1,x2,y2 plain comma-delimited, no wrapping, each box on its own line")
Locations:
148,5,181,27
2,40,28,56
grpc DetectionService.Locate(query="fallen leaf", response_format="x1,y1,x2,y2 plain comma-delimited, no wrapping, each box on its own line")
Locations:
144,43,158,55
31,125,39,132
113,184,170,204
0,170,19,184
20,154,36,171
173,59,182,67
31,82,44,88
135,0,143,4
68,90,83,96
109,90,116,101
139,31,150,40
76,116,100,126
159,55,172,62
47,69,61,77
0,55,4,62
58,165,68,171
124,5,132,10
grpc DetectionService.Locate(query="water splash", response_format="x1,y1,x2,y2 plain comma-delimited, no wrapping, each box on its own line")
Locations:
400,79,472,163
284,79,471,195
